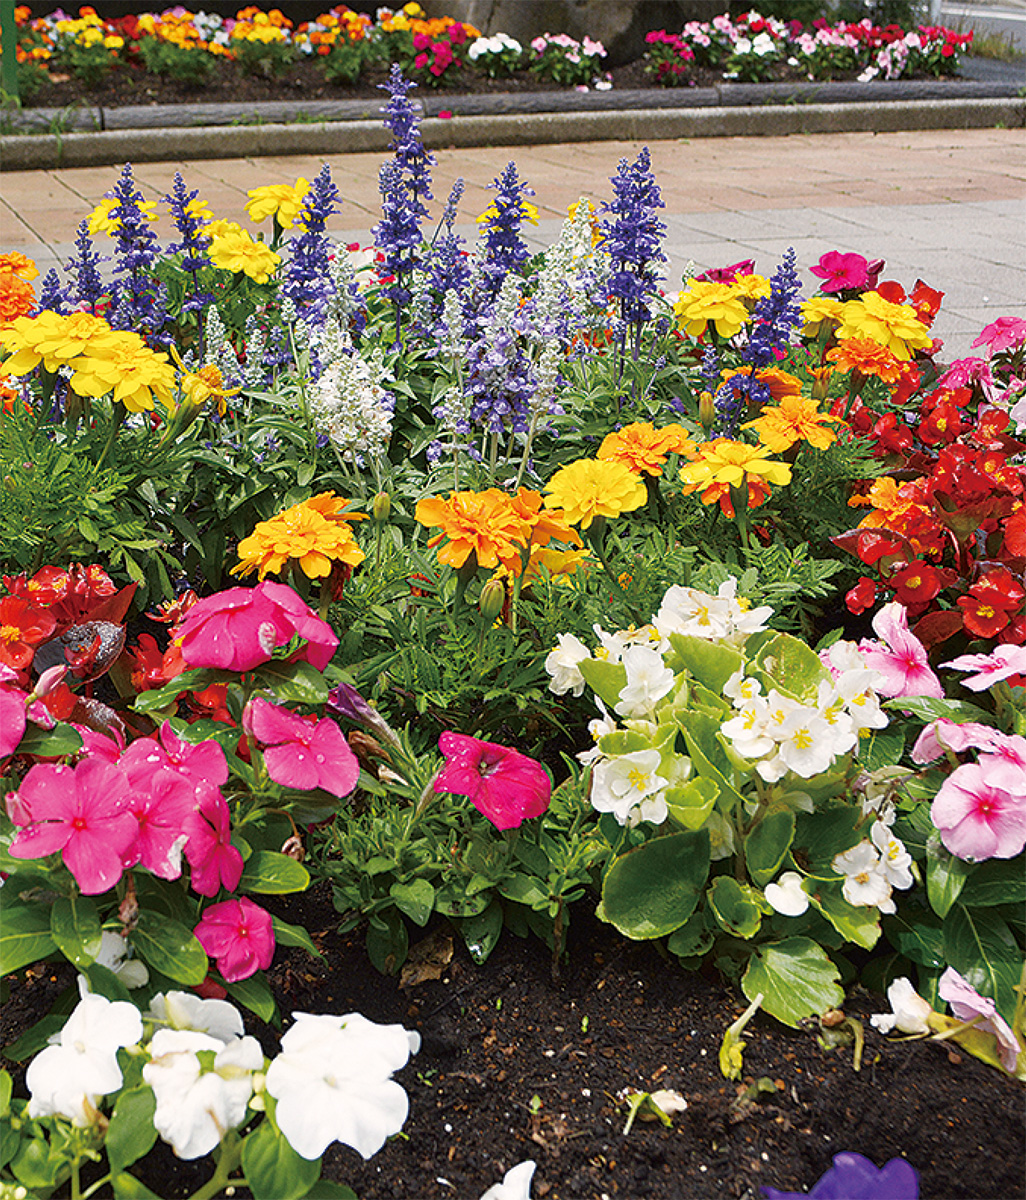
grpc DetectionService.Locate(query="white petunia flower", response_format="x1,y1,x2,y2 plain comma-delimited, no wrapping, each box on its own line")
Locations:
870,977,933,1035
146,990,245,1044
544,632,591,696
764,871,810,917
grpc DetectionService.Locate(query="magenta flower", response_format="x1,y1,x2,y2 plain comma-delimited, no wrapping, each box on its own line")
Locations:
809,251,882,294
8,759,137,894
694,258,756,284
857,602,943,700
942,644,1026,691
194,897,275,983
938,967,1020,1074
183,784,244,897
971,316,1026,356
245,697,359,798
122,768,195,880
931,761,1026,861
176,581,338,673
75,726,123,763
121,721,228,795
434,732,551,831
0,687,26,757
935,357,995,391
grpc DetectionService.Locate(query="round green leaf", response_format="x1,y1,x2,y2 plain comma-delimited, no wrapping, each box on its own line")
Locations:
106,1085,158,1176
741,937,845,1027
389,879,435,927
708,876,762,940
601,831,710,940
745,810,795,887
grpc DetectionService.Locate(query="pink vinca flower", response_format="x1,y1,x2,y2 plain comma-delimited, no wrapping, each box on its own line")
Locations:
977,732,1026,794
0,687,26,757
935,357,994,391
910,718,1003,764
930,761,1026,861
183,784,244,897
434,732,551,831
245,697,359,798
941,644,1026,691
809,250,881,294
121,721,228,795
938,967,1020,1074
175,581,338,673
8,759,137,894
195,897,275,983
121,768,195,881
971,316,1026,357
858,601,943,700
75,726,123,764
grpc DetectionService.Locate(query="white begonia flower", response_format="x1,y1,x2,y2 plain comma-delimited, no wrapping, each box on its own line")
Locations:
614,644,675,719
544,632,591,696
871,821,914,891
146,990,244,1044
654,584,732,642
832,841,894,911
777,709,837,778
870,977,934,1035
26,991,143,1125
721,699,775,761
724,670,762,706
764,871,810,917
95,930,149,989
577,700,617,766
143,1028,264,1159
266,1012,420,1161
590,750,668,826
480,1159,537,1200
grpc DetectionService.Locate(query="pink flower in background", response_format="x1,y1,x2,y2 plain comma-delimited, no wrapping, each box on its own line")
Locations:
183,784,244,897
942,644,1026,691
809,250,882,293
930,761,1026,861
971,316,1026,356
195,897,275,982
0,687,26,757
245,697,359,798
858,601,943,700
121,768,194,880
434,732,551,830
977,732,1026,794
935,357,995,391
694,258,756,284
8,759,136,894
176,581,338,673
938,967,1020,1073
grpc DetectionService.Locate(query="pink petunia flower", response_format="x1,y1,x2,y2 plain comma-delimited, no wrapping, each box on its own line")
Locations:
858,601,943,700
183,784,244,897
175,581,338,673
0,687,26,757
938,967,1020,1073
930,761,1026,861
941,644,1026,691
194,897,275,983
8,759,137,894
694,259,756,285
434,732,551,831
809,250,882,294
245,697,359,798
121,768,195,881
971,316,1026,357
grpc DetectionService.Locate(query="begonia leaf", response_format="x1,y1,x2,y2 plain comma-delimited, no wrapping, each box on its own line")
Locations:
751,632,827,702
665,776,718,831
741,938,845,1027
805,880,881,949
665,633,744,695
601,830,710,939
577,658,628,711
745,810,795,886
709,876,762,940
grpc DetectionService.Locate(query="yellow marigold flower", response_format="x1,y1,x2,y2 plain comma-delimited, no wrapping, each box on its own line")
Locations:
729,273,771,302
208,229,281,284
203,218,244,240
416,489,531,572
493,544,593,588
68,332,176,413
0,252,40,283
825,336,904,384
543,458,647,530
597,422,696,476
673,280,750,340
0,310,116,375
836,291,932,361
800,295,845,337
743,394,844,453
246,179,310,229
169,346,241,417
849,476,928,524
87,197,159,237
232,492,366,581
476,198,540,227
680,438,792,494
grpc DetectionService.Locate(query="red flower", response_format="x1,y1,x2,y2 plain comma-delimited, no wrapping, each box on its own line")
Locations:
891,560,950,608
434,732,551,831
0,595,56,670
846,576,877,615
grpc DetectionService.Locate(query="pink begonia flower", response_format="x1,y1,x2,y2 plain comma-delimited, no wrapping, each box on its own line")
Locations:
176,581,338,673
910,718,1003,764
942,643,1026,691
809,250,882,294
857,601,943,700
0,687,26,757
194,897,275,983
121,768,195,881
8,759,137,894
121,721,228,795
245,697,359,798
938,966,1020,1074
971,316,1026,356
434,732,551,831
930,761,1026,861
183,784,244,897
935,357,995,391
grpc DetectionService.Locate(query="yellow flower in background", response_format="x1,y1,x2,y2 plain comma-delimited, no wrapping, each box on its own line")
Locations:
69,332,176,413
680,438,792,497
245,179,310,229
0,252,40,283
544,458,647,530
800,295,845,337
673,280,750,340
729,273,771,303
836,291,932,361
169,346,241,417
87,197,159,236
415,489,531,572
0,310,117,375
743,394,844,453
597,422,696,476
493,544,594,588
233,492,367,581
476,198,540,227
208,229,281,284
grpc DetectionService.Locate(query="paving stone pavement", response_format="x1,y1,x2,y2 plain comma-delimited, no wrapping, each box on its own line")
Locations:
1,126,1024,357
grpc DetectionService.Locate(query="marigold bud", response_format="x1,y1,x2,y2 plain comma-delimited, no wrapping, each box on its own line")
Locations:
698,390,716,431
479,577,506,625
372,491,391,523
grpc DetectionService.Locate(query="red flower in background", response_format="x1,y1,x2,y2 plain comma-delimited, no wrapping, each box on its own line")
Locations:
0,595,55,670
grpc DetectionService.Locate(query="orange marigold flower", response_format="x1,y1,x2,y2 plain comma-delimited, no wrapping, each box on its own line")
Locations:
415,489,531,571
597,421,696,476
720,367,804,406
508,488,582,551
826,337,904,384
0,271,36,327
232,492,366,581
744,394,844,453
0,253,39,283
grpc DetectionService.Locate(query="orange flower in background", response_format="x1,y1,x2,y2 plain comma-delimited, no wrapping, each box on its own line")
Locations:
0,272,35,327
744,394,844,453
826,337,904,384
416,489,531,571
597,422,696,476
0,253,39,283
232,492,366,581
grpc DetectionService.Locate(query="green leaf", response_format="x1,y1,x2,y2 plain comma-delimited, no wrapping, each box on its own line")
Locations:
745,810,795,887
665,634,744,695
926,843,970,918
884,910,945,968
805,881,881,950
251,659,329,705
793,808,861,876
943,904,1020,1023
0,1069,12,1118
223,972,278,1024
4,1014,66,1062
389,879,436,927
50,896,103,969
601,831,710,940
134,668,234,714
242,1119,321,1200
271,916,322,958
959,859,1026,908
0,903,56,975
882,696,993,724
459,900,503,964
13,723,83,758
301,1183,358,1199
366,909,408,975
708,877,762,940
666,911,714,960
434,884,490,918
741,938,845,1028
82,963,132,1003
665,777,718,832
131,911,207,986
859,728,905,772
751,633,826,702
577,658,627,711
497,875,547,908
240,851,311,895
112,1172,163,1199
106,1086,158,1176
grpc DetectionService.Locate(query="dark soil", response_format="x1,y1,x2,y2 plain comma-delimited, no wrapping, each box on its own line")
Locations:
3,883,1023,1200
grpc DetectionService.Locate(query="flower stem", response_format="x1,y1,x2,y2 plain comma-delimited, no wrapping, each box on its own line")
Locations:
187,1134,244,1200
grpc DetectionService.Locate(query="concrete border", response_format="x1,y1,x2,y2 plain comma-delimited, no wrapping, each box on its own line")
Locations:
2,95,1023,170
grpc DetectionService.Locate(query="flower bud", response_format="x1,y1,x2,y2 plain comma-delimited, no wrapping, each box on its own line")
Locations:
698,389,716,432
372,491,391,523
479,578,506,625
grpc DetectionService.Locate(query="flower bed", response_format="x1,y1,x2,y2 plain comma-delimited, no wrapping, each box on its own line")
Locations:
1,63,1024,1200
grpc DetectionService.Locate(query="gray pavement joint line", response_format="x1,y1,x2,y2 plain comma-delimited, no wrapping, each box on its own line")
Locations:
0,195,55,248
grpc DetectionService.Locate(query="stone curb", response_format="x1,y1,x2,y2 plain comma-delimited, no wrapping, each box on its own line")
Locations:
2,95,1023,171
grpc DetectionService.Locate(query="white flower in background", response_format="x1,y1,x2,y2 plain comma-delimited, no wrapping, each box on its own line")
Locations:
146,990,244,1044
591,750,668,827
870,977,934,1035
751,31,776,55
144,1029,264,1159
615,644,675,718
592,623,664,665
654,584,732,641
871,821,914,891
724,670,762,706
545,633,591,696
27,990,143,1125
577,699,618,766
265,1012,420,1160
95,930,149,989
832,841,895,912
764,870,810,917
309,344,394,464
480,1159,537,1200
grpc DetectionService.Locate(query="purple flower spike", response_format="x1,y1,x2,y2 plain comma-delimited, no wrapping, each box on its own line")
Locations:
763,1152,919,1200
